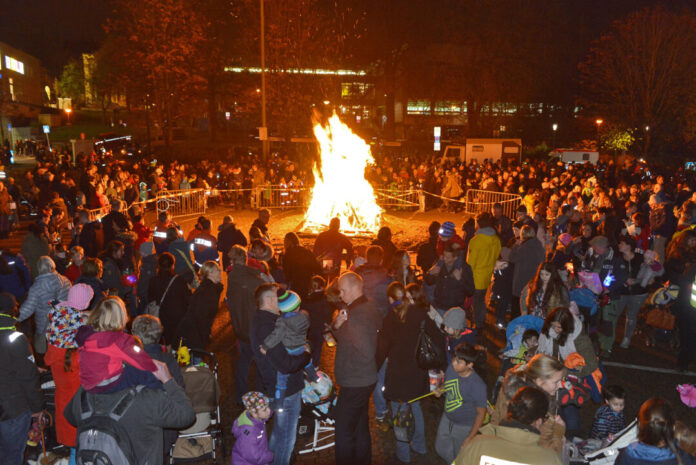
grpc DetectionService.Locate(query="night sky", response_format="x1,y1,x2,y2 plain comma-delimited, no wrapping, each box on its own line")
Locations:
0,0,693,77
0,0,112,74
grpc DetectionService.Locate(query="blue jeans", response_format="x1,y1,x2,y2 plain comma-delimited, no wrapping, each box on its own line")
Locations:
373,359,388,418
390,401,426,463
0,410,32,465
268,389,302,465
235,341,254,404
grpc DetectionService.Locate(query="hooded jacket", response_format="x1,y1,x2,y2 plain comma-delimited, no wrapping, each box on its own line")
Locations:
467,227,502,290
175,278,223,350
227,264,265,344
615,441,696,465
490,366,565,453
510,237,546,296
231,411,274,465
0,313,42,421
455,422,562,465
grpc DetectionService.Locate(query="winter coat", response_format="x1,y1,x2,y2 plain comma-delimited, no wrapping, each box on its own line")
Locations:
147,272,191,345
455,422,562,465
231,411,273,465
136,254,158,305
333,295,383,388
0,253,32,300
510,237,546,296
21,231,50,278
0,314,42,422
425,260,475,310
378,304,438,401
283,244,322,298
18,271,71,337
65,380,195,465
250,309,311,398
615,441,696,465
467,227,502,290
355,264,392,317
581,248,628,300
217,224,247,270
77,221,104,259
226,264,265,344
416,237,439,274
174,278,223,350
101,255,128,300
491,367,565,454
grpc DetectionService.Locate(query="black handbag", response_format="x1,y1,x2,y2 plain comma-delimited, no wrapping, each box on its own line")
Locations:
414,319,445,370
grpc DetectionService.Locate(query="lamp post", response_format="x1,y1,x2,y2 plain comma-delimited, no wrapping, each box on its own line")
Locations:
65,108,72,126
644,125,650,158
552,123,558,149
260,0,268,160
595,118,603,144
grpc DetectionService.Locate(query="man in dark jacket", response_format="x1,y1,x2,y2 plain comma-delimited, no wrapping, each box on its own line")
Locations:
354,245,392,318
227,245,265,404
332,272,383,465
649,195,674,265
492,203,514,246
250,283,310,465
282,232,321,298
425,243,475,316
75,209,104,258
416,221,440,273
217,215,247,270
313,217,354,277
0,293,42,464
65,360,195,465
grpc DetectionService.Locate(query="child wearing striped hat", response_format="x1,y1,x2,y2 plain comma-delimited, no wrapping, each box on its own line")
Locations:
259,289,318,402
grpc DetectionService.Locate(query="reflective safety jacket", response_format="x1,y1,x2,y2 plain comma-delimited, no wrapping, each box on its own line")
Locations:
191,232,219,266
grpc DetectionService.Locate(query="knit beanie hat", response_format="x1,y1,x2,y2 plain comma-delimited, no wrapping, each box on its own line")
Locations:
242,391,271,412
558,233,572,247
443,307,468,331
139,241,154,257
57,283,94,311
278,290,301,313
439,221,455,240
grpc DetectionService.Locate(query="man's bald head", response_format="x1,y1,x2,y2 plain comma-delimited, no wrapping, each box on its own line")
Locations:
338,271,363,305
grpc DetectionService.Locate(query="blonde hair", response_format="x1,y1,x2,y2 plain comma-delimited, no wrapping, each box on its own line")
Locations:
87,296,128,331
675,421,696,456
199,261,220,281
520,225,536,241
523,354,565,383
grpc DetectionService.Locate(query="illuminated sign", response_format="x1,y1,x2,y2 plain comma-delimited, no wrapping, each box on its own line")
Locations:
4,56,24,74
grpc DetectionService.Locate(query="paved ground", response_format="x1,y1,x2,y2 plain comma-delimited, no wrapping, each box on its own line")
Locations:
4,206,695,465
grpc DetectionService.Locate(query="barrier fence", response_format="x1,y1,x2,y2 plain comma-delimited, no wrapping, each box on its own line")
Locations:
85,187,518,220
464,189,522,219
156,188,207,218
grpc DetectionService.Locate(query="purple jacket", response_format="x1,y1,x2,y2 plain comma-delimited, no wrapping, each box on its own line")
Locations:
231,411,273,465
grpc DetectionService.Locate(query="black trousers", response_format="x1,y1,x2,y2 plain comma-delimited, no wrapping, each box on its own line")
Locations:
334,384,375,465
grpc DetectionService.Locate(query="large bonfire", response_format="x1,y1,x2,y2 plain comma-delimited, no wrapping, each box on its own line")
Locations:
303,113,382,234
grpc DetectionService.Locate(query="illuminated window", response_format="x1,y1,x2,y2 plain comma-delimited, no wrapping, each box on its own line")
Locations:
341,82,374,98
4,56,24,74
8,78,15,101
433,101,462,115
407,100,431,115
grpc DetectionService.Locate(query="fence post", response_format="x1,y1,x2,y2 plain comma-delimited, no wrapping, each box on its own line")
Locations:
418,190,425,212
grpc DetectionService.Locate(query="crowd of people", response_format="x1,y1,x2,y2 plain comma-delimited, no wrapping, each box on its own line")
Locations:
0,147,696,465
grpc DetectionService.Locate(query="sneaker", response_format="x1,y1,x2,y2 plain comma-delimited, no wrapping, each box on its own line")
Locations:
620,338,630,349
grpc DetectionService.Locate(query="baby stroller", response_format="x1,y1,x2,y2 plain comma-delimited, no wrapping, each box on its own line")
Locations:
170,349,224,464
637,283,680,351
580,418,638,465
492,315,544,403
296,371,336,455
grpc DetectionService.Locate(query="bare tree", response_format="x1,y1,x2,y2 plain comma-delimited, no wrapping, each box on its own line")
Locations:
579,7,696,155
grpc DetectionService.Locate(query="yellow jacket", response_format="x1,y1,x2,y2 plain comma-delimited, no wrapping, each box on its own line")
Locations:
467,228,501,290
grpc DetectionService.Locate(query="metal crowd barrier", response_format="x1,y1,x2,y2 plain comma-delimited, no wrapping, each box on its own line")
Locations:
86,205,111,222
464,189,522,219
156,188,207,218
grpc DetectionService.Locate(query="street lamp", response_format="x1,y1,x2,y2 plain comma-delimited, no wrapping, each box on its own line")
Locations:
65,108,72,126
552,123,558,148
595,118,603,142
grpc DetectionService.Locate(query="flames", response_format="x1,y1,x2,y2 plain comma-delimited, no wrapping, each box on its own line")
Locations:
303,113,382,234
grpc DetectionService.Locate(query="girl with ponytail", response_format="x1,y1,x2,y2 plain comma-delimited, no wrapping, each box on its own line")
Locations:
615,398,695,465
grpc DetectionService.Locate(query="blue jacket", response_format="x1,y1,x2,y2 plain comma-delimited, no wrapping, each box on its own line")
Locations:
0,254,32,300
591,404,625,440
250,308,310,398
615,442,695,465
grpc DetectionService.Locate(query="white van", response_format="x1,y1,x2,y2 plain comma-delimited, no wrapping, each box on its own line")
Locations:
550,149,599,165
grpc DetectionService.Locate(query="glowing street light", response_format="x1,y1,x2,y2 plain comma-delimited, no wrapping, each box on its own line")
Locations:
552,123,558,148
595,118,603,141
65,108,73,126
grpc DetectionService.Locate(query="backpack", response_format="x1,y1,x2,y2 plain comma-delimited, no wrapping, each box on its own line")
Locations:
75,386,142,465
